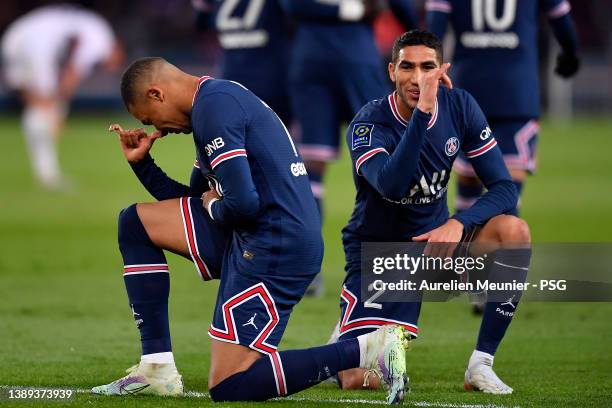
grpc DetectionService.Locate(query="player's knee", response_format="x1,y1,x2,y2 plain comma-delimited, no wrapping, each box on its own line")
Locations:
118,204,151,248
498,216,531,243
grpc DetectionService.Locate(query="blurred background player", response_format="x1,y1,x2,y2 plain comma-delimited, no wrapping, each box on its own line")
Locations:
426,0,579,313
426,0,580,215
281,0,416,295
1,3,123,190
192,0,291,124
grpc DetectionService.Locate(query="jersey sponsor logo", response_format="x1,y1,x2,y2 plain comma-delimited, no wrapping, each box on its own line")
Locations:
445,137,460,156
351,123,374,150
383,170,448,205
205,137,225,157
480,126,492,140
290,162,307,177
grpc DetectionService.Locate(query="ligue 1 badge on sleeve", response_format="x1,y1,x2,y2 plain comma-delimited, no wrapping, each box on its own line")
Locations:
445,137,459,156
351,123,374,150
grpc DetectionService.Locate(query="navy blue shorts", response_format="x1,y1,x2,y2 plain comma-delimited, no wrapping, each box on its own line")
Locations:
291,62,388,162
337,227,483,341
181,199,318,364
454,118,539,176
179,197,229,281
337,271,421,341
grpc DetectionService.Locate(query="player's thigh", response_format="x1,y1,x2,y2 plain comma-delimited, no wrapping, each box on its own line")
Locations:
137,197,229,280
136,199,189,256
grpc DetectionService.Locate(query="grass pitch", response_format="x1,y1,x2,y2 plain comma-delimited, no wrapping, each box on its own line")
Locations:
0,114,611,407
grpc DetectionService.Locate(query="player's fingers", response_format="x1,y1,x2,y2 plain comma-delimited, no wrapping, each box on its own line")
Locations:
441,73,453,89
412,232,430,242
438,62,451,78
149,130,163,140
108,123,124,134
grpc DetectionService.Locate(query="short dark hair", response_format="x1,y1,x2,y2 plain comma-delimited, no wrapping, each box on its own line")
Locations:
391,30,443,64
120,57,165,107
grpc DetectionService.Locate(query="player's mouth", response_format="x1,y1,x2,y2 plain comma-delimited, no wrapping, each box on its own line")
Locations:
407,89,420,99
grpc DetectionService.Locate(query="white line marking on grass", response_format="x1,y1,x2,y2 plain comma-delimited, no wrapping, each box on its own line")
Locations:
0,385,518,408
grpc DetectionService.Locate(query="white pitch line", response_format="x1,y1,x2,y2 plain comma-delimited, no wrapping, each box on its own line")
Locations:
0,385,518,408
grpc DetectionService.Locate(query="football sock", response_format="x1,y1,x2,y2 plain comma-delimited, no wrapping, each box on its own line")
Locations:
118,204,172,357
208,339,360,401
455,181,483,213
308,170,324,217
22,106,61,187
476,248,531,355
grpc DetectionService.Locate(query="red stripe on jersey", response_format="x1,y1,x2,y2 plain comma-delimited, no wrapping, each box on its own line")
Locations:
210,149,247,169
389,93,407,126
466,138,497,158
191,76,212,106
355,148,388,174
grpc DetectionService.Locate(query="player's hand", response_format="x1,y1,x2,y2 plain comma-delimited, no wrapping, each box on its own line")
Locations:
109,124,163,163
202,189,221,213
412,218,464,259
416,62,452,115
555,52,580,78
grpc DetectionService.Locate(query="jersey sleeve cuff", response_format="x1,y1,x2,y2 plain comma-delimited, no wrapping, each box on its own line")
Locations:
451,214,471,231
206,198,219,220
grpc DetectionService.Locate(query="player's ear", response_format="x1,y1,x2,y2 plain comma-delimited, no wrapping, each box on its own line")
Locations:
147,87,164,103
388,62,396,82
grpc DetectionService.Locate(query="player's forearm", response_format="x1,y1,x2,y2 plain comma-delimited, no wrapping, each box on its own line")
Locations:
361,109,429,199
452,179,517,231
549,13,578,55
209,158,261,226
130,154,196,200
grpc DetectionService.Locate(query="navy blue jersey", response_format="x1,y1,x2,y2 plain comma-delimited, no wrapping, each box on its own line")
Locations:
191,77,323,275
195,0,291,121
281,0,381,65
426,0,576,118
343,87,516,244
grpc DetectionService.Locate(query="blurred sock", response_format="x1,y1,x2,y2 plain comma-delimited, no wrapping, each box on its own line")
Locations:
118,204,172,360
22,106,61,187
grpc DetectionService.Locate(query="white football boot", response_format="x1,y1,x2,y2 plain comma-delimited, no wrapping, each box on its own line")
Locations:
464,350,513,394
91,362,183,396
359,325,409,404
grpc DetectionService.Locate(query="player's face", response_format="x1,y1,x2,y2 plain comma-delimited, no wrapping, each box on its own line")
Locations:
128,87,192,136
388,45,440,110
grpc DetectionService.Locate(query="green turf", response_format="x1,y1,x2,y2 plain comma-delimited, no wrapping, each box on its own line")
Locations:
0,115,611,407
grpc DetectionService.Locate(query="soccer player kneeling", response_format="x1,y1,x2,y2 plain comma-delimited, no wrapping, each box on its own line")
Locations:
333,31,531,395
91,58,409,404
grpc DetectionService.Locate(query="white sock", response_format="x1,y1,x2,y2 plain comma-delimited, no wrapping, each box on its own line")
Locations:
469,350,494,368
141,351,175,365
22,106,61,186
357,333,369,367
